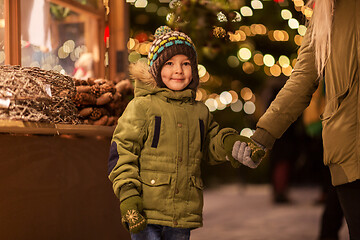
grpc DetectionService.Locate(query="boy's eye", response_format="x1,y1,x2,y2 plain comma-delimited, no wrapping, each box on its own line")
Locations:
183,62,191,66
165,61,173,65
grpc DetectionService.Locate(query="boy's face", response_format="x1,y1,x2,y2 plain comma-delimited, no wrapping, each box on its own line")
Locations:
160,54,192,91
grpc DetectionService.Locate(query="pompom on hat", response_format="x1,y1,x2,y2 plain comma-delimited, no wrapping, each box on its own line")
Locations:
148,26,199,90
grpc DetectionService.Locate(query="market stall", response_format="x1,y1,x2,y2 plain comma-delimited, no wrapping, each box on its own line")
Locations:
0,120,131,239
0,1,131,238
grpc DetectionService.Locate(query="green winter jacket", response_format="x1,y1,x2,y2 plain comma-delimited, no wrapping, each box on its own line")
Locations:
108,61,237,228
251,0,360,186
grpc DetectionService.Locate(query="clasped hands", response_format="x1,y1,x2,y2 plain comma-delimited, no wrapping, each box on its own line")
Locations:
225,134,266,169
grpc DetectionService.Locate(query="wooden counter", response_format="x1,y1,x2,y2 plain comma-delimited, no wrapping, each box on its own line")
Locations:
0,120,130,240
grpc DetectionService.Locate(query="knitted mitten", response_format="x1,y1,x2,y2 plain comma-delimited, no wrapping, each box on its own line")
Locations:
120,195,147,234
224,134,266,168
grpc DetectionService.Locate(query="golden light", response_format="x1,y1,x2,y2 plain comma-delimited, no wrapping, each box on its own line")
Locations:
292,58,298,68
242,62,255,74
240,128,254,137
135,0,148,8
268,30,275,41
263,54,275,67
229,90,239,103
235,30,247,40
215,96,227,110
298,25,307,36
127,38,136,50
200,71,210,83
288,18,300,29
264,66,272,76
196,88,207,101
294,0,304,7
240,6,253,17
251,0,263,9
198,64,207,78
273,30,289,41
302,6,313,19
270,64,282,77
138,43,148,55
205,98,218,112
240,26,252,36
282,65,293,76
253,53,264,66
294,35,303,46
244,101,256,114
254,24,267,35
240,87,253,101
281,9,292,20
279,55,290,68
237,48,252,62
220,91,233,105
228,32,241,42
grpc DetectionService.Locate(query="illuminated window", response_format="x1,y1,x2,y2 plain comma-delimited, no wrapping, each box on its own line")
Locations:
20,0,103,78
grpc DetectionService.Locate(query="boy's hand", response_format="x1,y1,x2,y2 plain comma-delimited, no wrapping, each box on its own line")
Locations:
120,196,147,234
224,135,266,168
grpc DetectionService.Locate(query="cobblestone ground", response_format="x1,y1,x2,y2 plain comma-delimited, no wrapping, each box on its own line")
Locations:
191,184,349,240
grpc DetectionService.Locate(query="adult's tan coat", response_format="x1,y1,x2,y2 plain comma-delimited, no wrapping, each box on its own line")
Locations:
108,62,237,228
252,0,360,186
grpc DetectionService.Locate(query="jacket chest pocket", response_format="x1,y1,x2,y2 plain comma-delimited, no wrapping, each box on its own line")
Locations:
151,116,161,148
140,171,172,213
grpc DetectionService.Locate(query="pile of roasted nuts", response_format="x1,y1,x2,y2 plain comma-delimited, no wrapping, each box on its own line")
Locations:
72,78,133,126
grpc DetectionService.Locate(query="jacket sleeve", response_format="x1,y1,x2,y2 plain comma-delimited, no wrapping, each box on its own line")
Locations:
255,25,319,143
108,98,148,202
204,112,238,165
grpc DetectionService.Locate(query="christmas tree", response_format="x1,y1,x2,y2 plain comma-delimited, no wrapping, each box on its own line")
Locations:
126,0,312,132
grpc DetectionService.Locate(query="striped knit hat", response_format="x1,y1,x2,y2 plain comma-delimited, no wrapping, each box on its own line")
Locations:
148,26,199,90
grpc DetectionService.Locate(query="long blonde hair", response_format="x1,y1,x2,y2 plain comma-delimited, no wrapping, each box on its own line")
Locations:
306,0,335,76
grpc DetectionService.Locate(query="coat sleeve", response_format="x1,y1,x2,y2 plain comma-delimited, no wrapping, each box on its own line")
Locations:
108,98,148,202
203,111,238,165
255,26,319,140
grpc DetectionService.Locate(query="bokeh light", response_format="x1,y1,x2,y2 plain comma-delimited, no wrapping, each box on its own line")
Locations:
240,128,254,137
240,6,253,17
240,87,253,101
281,9,292,20
237,48,252,62
263,54,275,67
244,101,256,114
220,91,233,105
205,98,218,112
288,18,300,29
227,56,240,68
198,64,207,78
230,100,243,112
251,0,263,9
279,55,290,68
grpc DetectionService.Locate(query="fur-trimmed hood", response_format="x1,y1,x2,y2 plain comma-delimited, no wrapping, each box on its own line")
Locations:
129,60,196,102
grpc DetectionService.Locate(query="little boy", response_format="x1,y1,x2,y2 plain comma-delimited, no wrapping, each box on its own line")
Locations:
108,26,264,240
